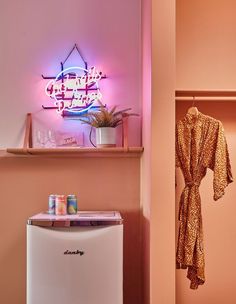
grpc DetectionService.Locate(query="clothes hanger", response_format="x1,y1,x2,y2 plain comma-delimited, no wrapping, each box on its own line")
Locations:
187,96,199,116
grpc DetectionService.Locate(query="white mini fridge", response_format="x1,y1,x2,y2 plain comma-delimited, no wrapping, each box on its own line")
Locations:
27,211,123,304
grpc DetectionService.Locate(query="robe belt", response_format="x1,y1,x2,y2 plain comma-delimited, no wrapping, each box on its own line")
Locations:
179,180,200,219
185,180,200,187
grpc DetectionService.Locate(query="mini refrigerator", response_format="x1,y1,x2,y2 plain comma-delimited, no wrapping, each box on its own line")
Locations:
27,211,123,304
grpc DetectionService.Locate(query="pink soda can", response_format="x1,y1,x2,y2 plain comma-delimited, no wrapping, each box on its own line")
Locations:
55,195,67,215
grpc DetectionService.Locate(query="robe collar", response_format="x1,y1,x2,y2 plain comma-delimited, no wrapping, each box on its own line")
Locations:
184,111,204,127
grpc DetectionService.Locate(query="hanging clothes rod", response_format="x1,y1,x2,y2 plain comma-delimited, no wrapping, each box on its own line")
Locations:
176,90,236,101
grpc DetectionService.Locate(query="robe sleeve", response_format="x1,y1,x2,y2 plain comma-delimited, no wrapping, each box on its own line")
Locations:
213,122,233,201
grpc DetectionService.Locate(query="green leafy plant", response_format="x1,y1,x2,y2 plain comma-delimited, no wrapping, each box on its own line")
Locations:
79,101,138,128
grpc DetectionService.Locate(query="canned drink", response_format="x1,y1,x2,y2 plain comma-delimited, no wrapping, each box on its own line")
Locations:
55,195,67,215
67,194,78,214
48,194,56,214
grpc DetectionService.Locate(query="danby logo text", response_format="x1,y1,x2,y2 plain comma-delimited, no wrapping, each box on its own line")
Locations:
64,250,85,256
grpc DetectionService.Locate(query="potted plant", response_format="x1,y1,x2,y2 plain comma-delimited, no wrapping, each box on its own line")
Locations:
79,101,137,147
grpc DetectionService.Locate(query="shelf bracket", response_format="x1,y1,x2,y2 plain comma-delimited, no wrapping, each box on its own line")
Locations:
23,113,32,149
122,114,129,149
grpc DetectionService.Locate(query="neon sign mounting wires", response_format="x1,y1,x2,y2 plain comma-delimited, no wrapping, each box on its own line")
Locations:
42,44,106,115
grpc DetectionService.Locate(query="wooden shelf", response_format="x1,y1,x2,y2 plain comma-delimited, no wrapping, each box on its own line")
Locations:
4,113,143,158
5,147,144,158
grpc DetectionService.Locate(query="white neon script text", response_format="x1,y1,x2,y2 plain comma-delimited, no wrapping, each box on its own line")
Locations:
56,91,103,113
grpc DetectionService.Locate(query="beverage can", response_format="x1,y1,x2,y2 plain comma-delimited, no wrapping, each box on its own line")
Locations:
55,195,67,215
67,194,78,214
48,194,56,214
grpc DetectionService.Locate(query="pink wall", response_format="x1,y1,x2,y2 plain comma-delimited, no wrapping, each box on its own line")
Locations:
176,0,236,90
0,0,141,148
176,0,236,302
150,0,176,303
0,157,142,304
141,0,151,302
0,0,143,304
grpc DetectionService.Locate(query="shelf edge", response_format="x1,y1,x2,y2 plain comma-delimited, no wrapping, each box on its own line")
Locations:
5,147,144,158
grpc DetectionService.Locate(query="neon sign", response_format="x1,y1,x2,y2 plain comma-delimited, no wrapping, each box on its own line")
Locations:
42,44,106,115
45,66,103,113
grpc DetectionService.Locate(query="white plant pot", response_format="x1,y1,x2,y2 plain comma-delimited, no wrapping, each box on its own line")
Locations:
95,127,116,148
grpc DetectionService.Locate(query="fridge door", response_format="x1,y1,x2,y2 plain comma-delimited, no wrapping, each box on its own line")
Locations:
27,225,123,304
